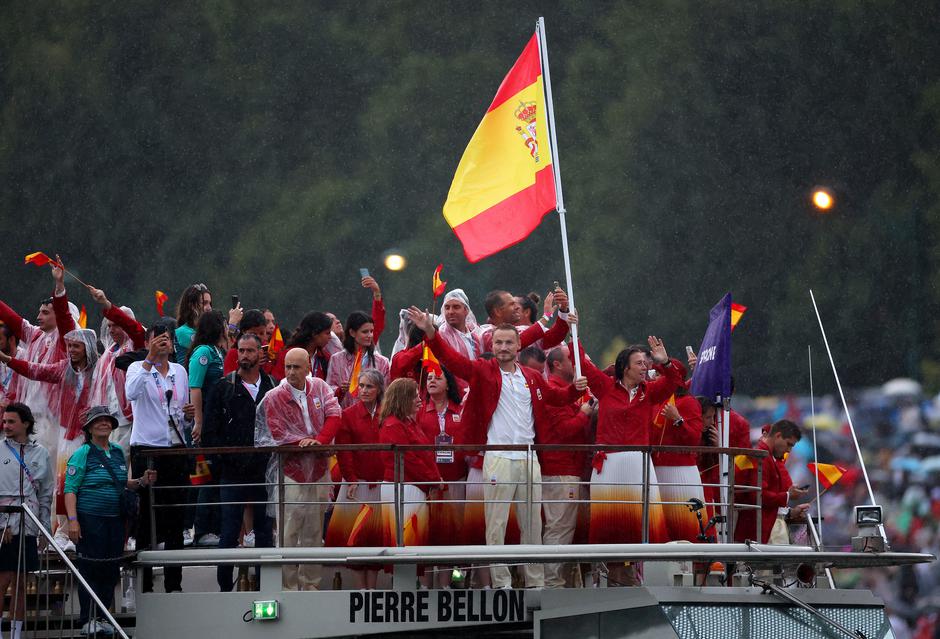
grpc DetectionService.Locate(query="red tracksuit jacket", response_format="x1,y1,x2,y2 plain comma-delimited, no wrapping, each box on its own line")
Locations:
733,439,790,543
427,332,580,447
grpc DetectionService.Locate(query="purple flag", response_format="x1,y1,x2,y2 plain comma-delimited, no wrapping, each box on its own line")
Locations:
689,293,732,401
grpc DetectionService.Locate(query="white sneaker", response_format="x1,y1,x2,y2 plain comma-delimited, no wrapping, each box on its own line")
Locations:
195,533,220,547
80,619,113,635
182,528,194,547
96,619,116,635
242,531,255,548
124,537,136,552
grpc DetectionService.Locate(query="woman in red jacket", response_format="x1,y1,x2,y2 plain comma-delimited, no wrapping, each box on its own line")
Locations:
578,337,681,584
651,386,705,542
417,366,466,588
325,368,386,589
379,379,441,548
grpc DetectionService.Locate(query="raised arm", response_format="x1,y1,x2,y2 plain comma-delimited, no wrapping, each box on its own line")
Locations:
575,341,615,400
390,343,422,380
537,315,570,350
3,356,64,384
359,275,387,341
526,288,572,350
89,285,146,349
0,300,25,341
50,258,75,350
407,306,476,382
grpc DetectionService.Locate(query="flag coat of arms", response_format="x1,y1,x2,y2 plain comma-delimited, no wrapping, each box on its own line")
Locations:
443,33,556,262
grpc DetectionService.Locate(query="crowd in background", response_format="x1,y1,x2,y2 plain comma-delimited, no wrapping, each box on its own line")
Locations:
734,388,940,638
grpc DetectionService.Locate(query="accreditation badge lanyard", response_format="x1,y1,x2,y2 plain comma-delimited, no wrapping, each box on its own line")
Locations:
152,368,185,445
435,408,453,464
5,441,37,490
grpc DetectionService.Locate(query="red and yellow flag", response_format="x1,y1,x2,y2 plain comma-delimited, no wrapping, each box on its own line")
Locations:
652,394,676,428
432,264,447,298
77,305,87,329
443,33,556,262
348,349,364,397
189,454,213,485
268,325,284,357
730,302,747,332
155,290,169,317
422,344,442,376
807,462,847,489
24,252,59,268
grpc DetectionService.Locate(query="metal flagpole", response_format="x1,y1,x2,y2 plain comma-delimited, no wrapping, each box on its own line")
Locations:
809,345,822,542
537,16,581,377
809,289,886,541
718,404,734,544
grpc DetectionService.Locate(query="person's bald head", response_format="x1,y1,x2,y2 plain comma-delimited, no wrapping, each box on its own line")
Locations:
285,347,311,390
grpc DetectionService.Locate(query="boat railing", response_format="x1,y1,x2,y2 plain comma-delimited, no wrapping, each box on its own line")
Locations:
0,503,131,638
138,443,766,548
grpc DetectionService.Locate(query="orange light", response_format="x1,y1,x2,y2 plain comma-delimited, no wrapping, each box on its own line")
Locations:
812,189,834,211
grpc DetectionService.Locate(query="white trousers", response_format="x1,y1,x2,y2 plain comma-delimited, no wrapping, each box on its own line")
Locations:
542,475,581,588
282,472,330,591
482,453,543,588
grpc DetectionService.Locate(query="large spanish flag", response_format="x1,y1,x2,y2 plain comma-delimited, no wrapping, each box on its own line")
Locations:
443,33,556,262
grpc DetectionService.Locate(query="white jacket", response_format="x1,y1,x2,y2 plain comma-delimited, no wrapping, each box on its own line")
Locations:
0,437,53,537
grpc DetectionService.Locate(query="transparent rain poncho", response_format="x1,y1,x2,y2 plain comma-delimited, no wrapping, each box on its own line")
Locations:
390,288,481,358
254,379,342,517
13,328,99,440
92,306,138,422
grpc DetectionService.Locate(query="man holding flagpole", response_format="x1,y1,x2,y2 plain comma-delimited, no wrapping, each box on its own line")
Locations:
408,306,588,589
442,18,585,381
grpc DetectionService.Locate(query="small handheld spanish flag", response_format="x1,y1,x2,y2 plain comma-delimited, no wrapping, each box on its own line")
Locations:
24,252,59,268
268,325,284,357
734,455,755,472
190,455,213,485
155,290,169,317
422,344,442,376
807,462,847,489
432,264,447,298
348,349,364,397
730,302,747,332
77,305,87,329
652,394,676,428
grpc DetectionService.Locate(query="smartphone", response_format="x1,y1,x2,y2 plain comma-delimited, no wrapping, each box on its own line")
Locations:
552,280,560,291
360,268,370,279
231,295,239,309
152,324,168,337
686,345,695,358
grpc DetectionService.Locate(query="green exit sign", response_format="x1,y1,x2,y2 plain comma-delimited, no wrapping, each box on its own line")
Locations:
253,600,279,621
